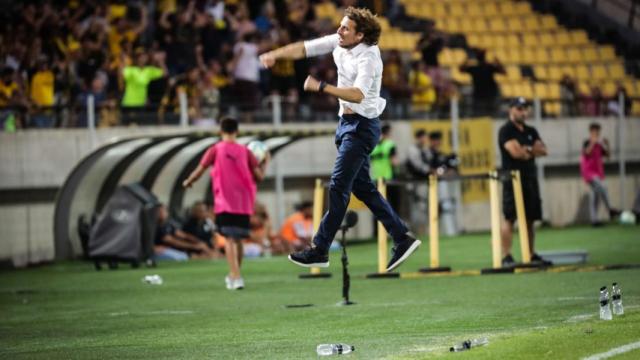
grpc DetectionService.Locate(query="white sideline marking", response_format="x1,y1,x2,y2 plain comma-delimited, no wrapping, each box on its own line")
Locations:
581,340,640,360
566,314,593,323
108,310,194,316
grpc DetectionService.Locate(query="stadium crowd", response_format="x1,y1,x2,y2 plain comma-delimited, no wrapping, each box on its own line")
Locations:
0,0,632,131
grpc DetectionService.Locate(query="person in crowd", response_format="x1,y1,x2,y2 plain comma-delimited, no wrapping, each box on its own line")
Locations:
408,60,436,117
249,202,280,255
279,201,314,252
381,50,411,118
580,122,621,226
0,67,27,131
154,204,218,261
120,48,167,125
460,49,505,117
428,131,458,176
182,201,218,249
29,57,56,128
498,97,551,268
406,129,433,179
182,117,268,290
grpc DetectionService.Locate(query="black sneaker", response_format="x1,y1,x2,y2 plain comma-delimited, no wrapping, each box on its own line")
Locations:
502,254,515,268
288,247,329,268
530,253,552,266
386,233,422,272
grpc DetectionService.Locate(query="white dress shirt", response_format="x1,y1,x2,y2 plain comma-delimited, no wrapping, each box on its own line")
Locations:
304,34,386,118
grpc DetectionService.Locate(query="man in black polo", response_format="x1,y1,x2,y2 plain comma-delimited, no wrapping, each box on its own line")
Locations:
498,97,551,267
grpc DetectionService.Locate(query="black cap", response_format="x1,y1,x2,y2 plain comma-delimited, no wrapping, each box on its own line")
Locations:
429,131,443,140
295,200,313,211
509,97,529,108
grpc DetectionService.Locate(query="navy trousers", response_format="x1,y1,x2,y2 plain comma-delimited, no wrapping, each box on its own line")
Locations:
313,113,408,252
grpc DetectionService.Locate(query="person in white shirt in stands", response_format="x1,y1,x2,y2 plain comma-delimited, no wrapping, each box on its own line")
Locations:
259,6,420,272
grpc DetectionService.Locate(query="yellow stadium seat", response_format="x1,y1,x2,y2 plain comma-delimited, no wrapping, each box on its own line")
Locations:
466,34,481,48
433,3,447,18
489,19,507,33
582,47,599,62
623,80,639,97
505,65,522,81
560,65,576,79
534,65,548,80
452,49,467,65
500,83,514,97
632,101,640,116
472,18,488,32
484,2,499,16
467,3,482,17
570,30,589,45
601,81,617,97
520,48,535,65
492,35,507,48
513,81,534,99
506,34,520,47
548,83,561,99
534,82,551,100
378,18,391,32
591,64,608,80
544,102,562,116
506,18,523,30
523,34,538,47
405,3,420,17
555,32,572,46
575,65,590,80
451,67,472,85
577,81,591,96
500,2,517,16
540,15,558,30
483,34,499,48
523,16,540,31
608,64,625,80
546,66,562,81
534,48,549,64
450,4,465,17
514,2,533,15
540,33,555,47
567,48,582,63
599,46,617,61
446,18,461,33
550,48,567,63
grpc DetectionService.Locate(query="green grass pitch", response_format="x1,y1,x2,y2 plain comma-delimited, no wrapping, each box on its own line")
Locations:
1,225,639,359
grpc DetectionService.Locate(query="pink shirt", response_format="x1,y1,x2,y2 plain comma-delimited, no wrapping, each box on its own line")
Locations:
580,141,606,183
200,141,259,215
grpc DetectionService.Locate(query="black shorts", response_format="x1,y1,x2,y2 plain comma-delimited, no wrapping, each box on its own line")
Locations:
502,176,542,222
215,213,251,240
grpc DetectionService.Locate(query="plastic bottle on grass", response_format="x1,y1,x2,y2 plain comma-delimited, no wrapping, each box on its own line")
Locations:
599,286,612,320
612,282,624,315
450,338,489,352
316,344,354,356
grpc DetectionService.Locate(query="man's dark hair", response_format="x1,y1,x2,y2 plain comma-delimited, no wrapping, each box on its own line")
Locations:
345,6,381,46
414,129,427,138
381,123,392,135
429,131,443,140
220,117,239,134
589,122,601,131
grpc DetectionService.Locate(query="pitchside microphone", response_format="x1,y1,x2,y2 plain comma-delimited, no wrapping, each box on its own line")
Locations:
341,211,358,231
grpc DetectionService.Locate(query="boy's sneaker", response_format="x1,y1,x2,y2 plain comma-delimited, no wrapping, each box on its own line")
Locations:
530,253,552,266
224,276,233,290
233,277,245,290
386,233,421,272
501,254,515,268
288,247,329,268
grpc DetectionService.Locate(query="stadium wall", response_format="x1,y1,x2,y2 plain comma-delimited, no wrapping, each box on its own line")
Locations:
1,118,639,266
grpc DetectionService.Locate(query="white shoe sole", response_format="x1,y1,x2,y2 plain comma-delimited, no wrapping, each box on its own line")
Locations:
288,255,329,268
386,240,422,272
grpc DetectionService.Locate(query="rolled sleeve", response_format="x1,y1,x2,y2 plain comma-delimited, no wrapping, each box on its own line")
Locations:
353,53,377,96
304,34,339,58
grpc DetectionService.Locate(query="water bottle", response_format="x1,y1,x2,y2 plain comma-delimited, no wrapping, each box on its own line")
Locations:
142,274,163,285
450,338,489,352
316,344,355,356
262,238,272,258
599,286,612,320
612,282,624,315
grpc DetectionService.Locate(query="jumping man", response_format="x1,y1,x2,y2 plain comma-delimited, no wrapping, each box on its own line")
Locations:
259,7,420,272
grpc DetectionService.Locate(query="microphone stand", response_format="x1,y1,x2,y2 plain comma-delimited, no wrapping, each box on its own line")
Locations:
339,225,355,306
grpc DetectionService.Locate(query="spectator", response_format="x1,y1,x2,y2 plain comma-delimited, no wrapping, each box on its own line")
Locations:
417,25,444,67
120,48,167,125
249,202,280,255
580,123,621,226
371,123,401,215
382,50,411,119
559,75,577,117
406,129,433,179
154,204,217,261
460,49,505,117
581,85,605,116
429,131,458,176
606,84,631,116
182,201,218,249
408,61,436,116
0,67,27,131
29,57,56,128
229,32,262,121
279,201,314,252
